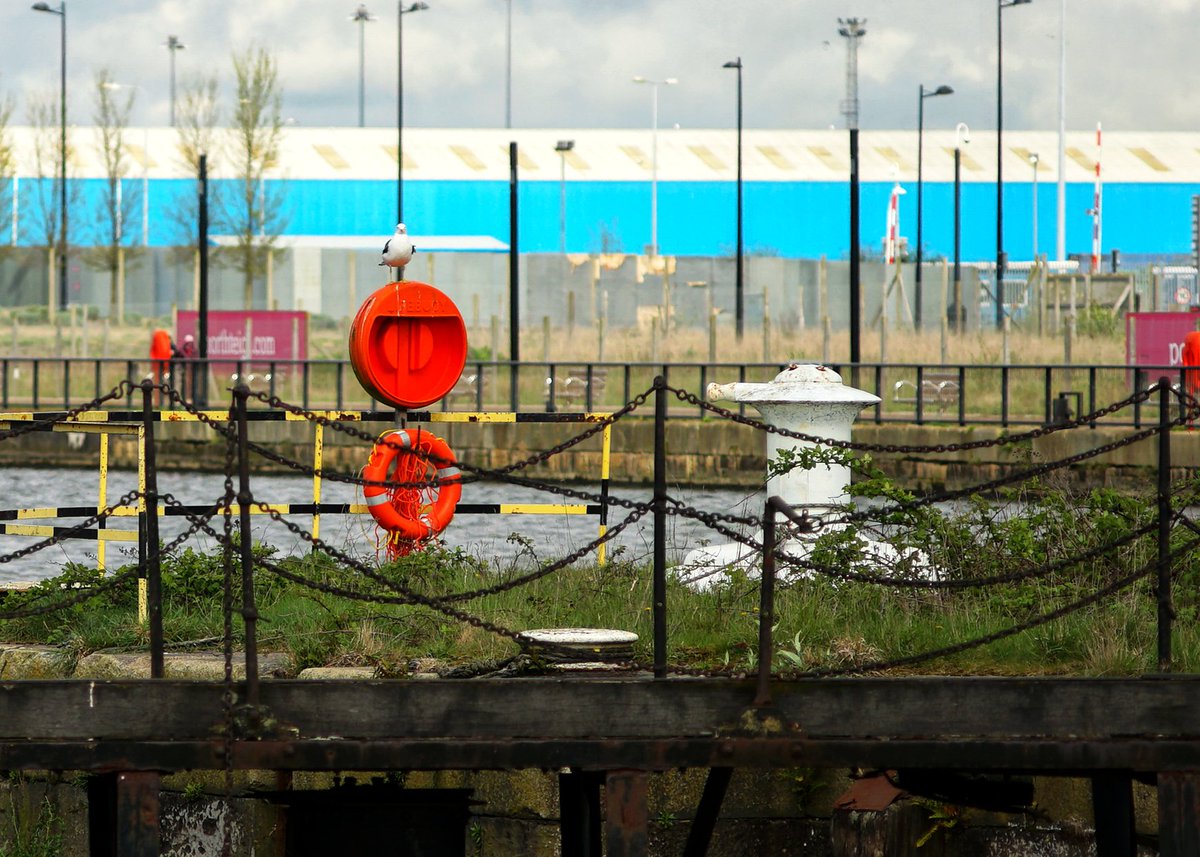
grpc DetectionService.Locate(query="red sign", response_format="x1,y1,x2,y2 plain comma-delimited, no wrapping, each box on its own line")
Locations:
1126,312,1200,370
177,311,309,364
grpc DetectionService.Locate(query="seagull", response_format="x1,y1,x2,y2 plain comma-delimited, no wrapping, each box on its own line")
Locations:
380,223,416,268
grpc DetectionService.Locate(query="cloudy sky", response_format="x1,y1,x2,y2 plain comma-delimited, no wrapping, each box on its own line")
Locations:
0,0,1196,134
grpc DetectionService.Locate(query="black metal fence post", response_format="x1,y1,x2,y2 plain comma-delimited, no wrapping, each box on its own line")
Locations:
653,375,667,679
1158,376,1173,673
754,496,778,708
140,380,164,679
234,383,261,712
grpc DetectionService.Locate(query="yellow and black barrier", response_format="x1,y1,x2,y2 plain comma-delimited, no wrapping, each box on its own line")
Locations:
0,408,615,570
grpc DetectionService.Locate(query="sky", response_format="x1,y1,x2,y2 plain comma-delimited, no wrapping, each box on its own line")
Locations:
1,0,1197,134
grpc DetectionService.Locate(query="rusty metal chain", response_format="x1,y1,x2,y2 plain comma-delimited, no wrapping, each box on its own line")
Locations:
0,566,143,621
239,424,654,514
0,379,140,443
773,543,1184,678
247,497,631,606
0,490,143,566
631,533,1198,682
0,486,228,621
174,489,632,664
671,382,1156,455
243,385,653,477
827,420,1177,528
664,494,764,530
691,507,1163,590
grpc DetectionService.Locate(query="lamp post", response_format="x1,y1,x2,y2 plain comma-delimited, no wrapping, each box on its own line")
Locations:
1056,0,1066,263
504,0,512,128
838,16,866,382
554,139,574,254
631,76,677,257
350,5,375,128
396,0,428,223
996,0,1032,328
723,58,744,341
916,83,953,332
163,35,185,127
1029,152,1039,260
32,0,67,312
954,122,970,334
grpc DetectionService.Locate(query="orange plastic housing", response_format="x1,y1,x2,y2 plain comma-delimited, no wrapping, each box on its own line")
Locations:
348,281,468,409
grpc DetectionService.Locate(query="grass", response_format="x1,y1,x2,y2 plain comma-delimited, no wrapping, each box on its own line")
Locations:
1,508,1195,678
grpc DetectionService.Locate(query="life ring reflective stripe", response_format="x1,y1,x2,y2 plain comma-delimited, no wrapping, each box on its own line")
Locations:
362,429,462,538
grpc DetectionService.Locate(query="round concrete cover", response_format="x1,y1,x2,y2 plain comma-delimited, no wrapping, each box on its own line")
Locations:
519,628,638,646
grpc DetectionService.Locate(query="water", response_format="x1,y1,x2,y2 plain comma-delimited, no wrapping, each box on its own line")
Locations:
0,466,762,582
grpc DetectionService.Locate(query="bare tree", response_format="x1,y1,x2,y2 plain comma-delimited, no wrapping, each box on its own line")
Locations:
217,46,287,308
168,72,220,255
84,68,140,315
26,92,65,250
0,79,16,256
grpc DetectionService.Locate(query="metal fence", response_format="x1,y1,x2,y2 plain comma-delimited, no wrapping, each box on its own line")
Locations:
0,355,1190,430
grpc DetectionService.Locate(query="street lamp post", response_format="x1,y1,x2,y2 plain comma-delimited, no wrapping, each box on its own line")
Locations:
723,58,744,341
916,83,953,332
504,0,512,128
164,35,185,127
1029,152,1039,260
554,140,574,254
954,123,970,334
350,5,375,128
32,0,67,312
631,76,677,257
997,0,1032,328
396,0,429,223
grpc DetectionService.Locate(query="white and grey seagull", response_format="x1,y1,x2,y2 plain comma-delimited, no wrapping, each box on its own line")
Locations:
379,222,416,268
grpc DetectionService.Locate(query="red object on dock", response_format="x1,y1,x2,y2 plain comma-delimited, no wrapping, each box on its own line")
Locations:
348,281,467,409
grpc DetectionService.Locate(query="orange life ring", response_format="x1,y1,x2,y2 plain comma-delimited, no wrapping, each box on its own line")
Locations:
362,429,462,540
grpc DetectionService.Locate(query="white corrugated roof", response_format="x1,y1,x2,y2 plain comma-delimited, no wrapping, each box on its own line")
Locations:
8,126,1200,184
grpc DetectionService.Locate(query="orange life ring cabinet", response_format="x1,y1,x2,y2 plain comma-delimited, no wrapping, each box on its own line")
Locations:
362,429,462,541
348,281,467,409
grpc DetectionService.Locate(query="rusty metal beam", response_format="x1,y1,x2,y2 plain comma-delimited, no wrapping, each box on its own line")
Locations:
116,772,160,857
7,679,1200,775
682,767,733,857
8,737,1200,776
1159,772,1200,857
605,770,648,857
559,769,602,857
1092,772,1136,857
8,677,1200,743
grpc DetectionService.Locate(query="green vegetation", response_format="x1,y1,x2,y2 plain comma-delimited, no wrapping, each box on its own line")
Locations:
0,776,62,857
2,450,1199,677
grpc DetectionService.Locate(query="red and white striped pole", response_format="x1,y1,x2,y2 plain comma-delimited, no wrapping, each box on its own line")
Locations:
886,181,905,265
1092,122,1103,273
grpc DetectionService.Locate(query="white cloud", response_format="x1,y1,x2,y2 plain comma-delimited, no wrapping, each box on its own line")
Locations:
0,0,1197,132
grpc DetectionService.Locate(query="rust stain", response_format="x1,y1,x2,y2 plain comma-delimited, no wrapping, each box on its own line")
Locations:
833,772,905,811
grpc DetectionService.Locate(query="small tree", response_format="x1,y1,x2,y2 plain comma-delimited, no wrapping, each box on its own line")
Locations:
0,79,16,257
217,46,287,308
85,68,140,316
168,73,221,257
26,92,64,250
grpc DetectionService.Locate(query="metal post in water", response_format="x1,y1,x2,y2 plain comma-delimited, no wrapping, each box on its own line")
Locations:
1158,376,1173,672
234,383,261,711
140,380,163,679
653,375,667,678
